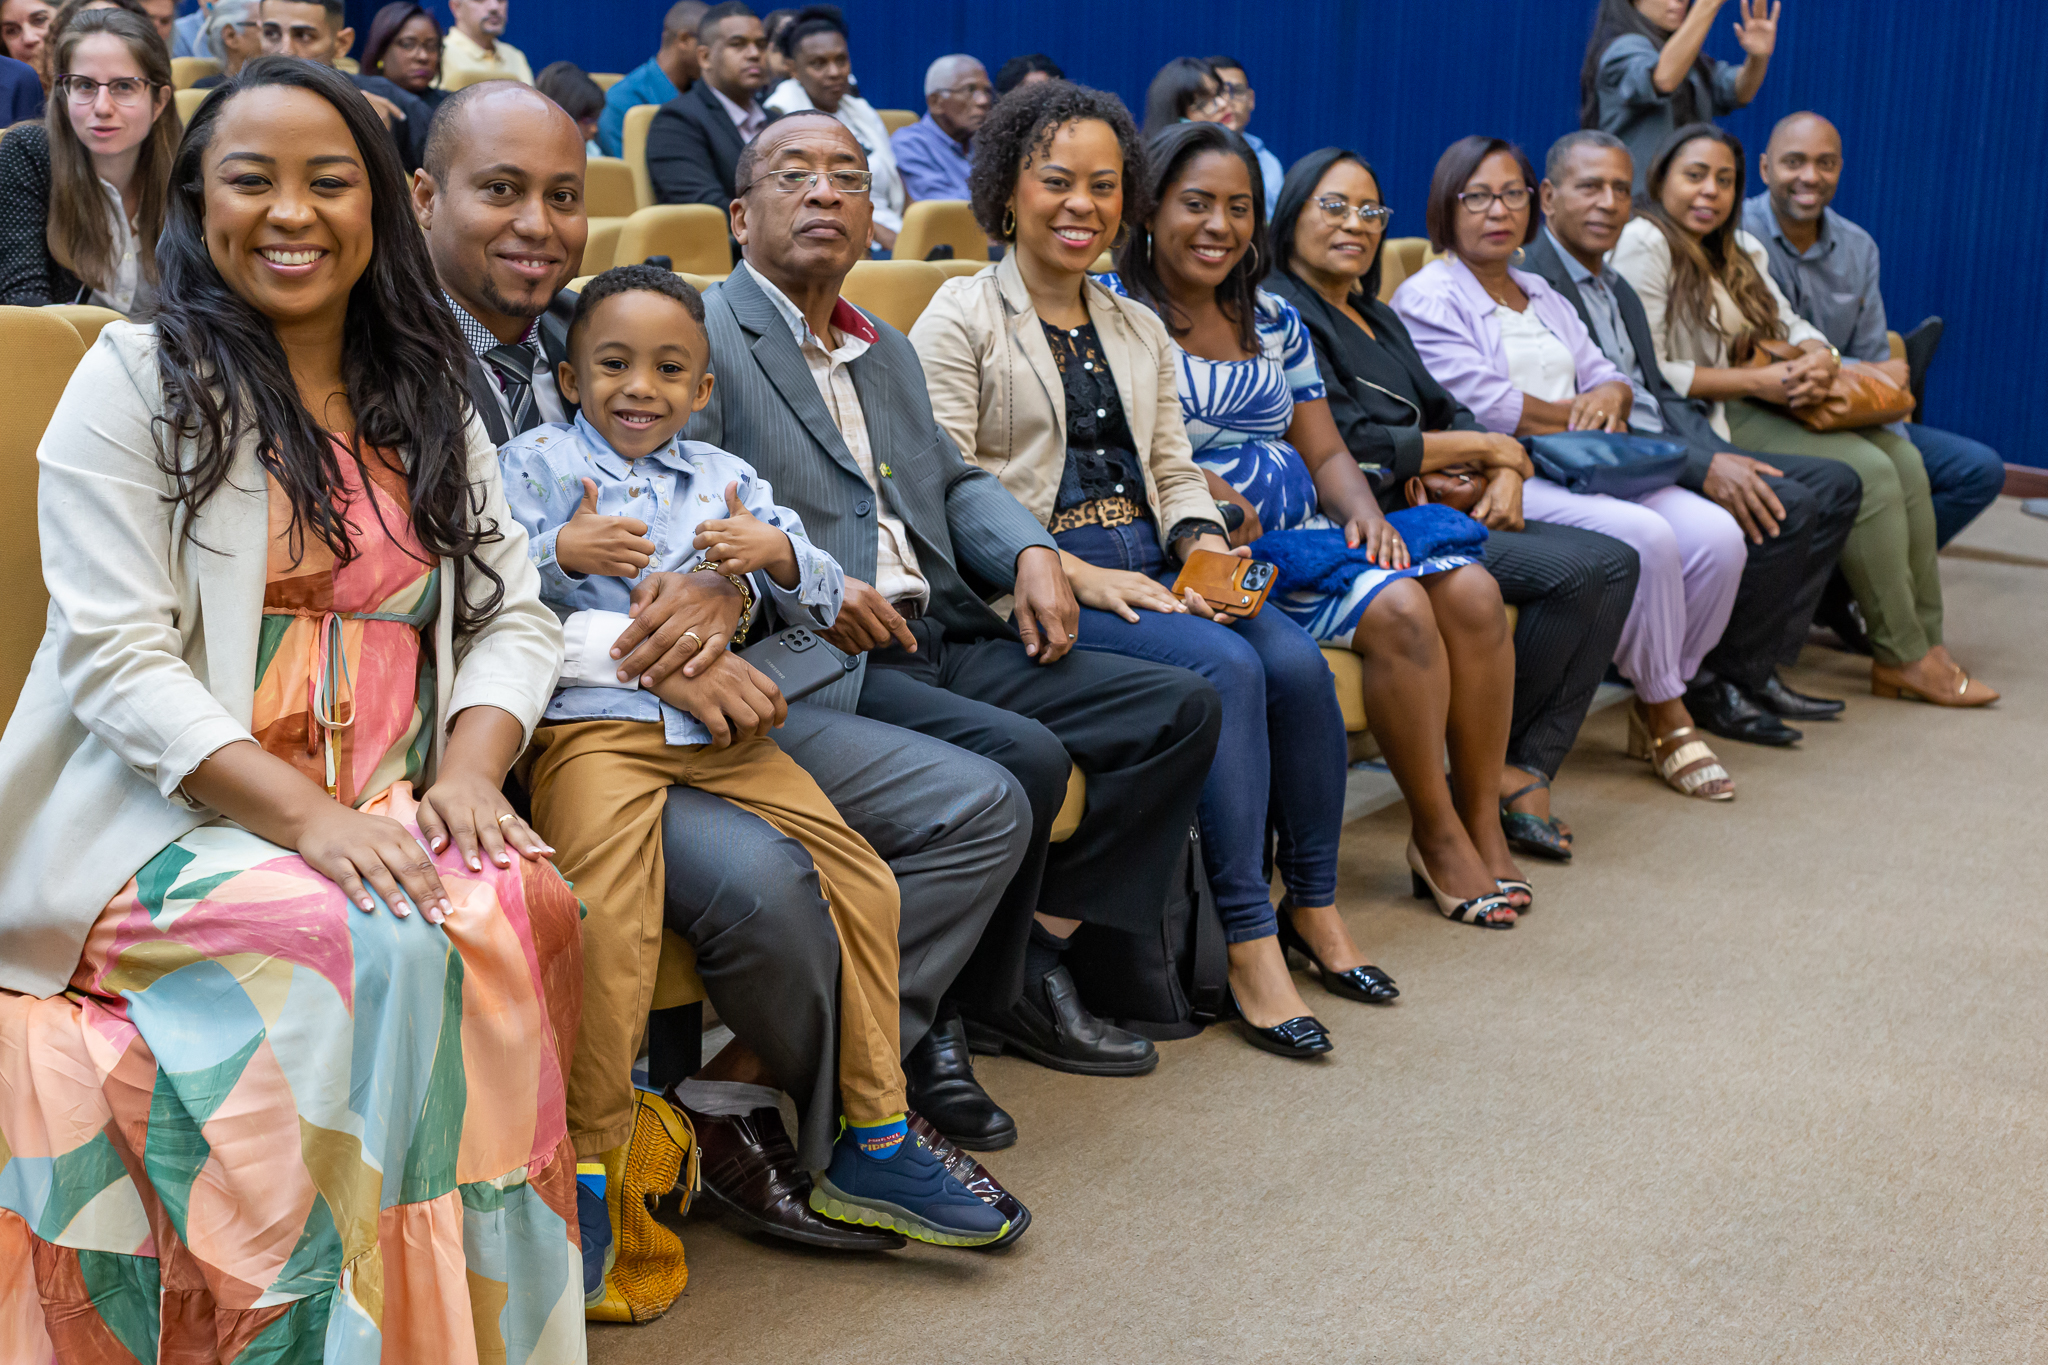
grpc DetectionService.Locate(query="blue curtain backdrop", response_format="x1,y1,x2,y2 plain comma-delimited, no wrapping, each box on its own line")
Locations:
359,0,2046,466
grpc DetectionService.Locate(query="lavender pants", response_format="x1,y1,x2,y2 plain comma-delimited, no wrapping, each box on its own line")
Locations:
1520,478,1747,704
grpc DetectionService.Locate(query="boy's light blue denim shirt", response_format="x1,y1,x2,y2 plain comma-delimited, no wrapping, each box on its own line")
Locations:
499,411,844,745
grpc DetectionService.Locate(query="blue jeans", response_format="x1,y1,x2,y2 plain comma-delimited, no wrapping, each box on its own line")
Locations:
1907,424,2004,547
1055,522,1347,943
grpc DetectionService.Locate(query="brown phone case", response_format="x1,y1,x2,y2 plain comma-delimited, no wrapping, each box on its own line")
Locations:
1170,548,1275,619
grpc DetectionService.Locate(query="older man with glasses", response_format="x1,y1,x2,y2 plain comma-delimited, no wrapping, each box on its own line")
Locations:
891,52,991,201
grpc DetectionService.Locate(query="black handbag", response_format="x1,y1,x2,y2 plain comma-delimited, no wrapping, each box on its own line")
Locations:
1063,825,1228,1040
1523,430,1688,500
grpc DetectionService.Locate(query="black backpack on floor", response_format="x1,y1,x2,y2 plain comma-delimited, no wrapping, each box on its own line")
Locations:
1063,825,1229,1041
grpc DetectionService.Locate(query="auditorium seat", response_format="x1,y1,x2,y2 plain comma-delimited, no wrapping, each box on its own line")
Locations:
1376,237,1431,302
0,307,85,725
44,304,123,350
170,56,218,89
175,86,208,126
931,258,987,282
622,103,659,210
613,204,732,277
892,200,988,262
581,219,623,275
585,156,639,218
842,259,943,333
876,108,917,137
589,72,624,92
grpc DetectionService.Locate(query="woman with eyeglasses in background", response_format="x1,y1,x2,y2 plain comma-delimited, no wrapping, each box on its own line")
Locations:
0,5,171,309
361,1,445,110
1265,146,1641,865
1139,56,1230,140
1394,135,1750,804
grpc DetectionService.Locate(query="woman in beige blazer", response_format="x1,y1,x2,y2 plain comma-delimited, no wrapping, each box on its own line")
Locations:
1611,122,1994,706
911,80,1389,1062
0,63,584,1361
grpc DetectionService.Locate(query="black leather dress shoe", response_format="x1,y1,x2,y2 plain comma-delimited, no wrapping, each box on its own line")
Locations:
907,1113,1031,1249
1235,1015,1333,1058
675,1099,904,1252
905,1013,1017,1151
1744,673,1846,721
962,966,1159,1076
1684,678,1802,747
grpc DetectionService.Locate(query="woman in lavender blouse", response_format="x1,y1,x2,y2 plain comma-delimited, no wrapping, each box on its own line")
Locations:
1393,136,1748,803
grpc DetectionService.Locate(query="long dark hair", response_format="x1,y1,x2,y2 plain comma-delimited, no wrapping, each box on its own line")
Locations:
155,57,502,632
1139,57,1217,140
1636,121,1784,349
46,8,176,295
1579,0,1713,129
1271,146,1385,307
1115,120,1265,355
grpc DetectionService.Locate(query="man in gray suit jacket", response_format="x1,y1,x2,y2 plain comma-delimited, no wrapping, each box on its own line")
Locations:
689,114,1222,1088
423,84,1038,1252
1530,131,1862,741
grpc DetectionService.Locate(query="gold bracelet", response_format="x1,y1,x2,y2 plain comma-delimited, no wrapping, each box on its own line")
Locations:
692,560,754,643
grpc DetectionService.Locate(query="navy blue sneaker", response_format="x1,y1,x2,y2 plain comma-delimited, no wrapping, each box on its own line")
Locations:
809,1128,1010,1247
575,1163,611,1302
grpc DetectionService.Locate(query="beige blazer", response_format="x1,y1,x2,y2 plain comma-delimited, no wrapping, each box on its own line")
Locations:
907,252,1219,552
0,322,563,998
1609,218,1826,439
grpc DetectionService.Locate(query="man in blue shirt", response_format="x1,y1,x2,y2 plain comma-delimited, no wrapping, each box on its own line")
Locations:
172,0,204,57
891,53,990,202
1207,55,1281,219
596,0,704,157
0,52,40,122
1743,112,2006,549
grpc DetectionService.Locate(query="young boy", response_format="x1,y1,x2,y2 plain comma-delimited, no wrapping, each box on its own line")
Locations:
498,266,1008,1269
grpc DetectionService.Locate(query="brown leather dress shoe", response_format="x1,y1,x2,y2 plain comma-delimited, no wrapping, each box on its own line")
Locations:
675,1097,904,1252
907,1113,1031,1249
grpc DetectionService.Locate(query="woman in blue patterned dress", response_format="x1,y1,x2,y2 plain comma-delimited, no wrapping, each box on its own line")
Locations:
1115,122,1527,928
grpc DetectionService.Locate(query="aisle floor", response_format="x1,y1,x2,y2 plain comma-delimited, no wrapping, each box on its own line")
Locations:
591,499,2048,1364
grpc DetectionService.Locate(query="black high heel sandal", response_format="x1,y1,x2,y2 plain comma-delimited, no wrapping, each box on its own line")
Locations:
1276,907,1398,1003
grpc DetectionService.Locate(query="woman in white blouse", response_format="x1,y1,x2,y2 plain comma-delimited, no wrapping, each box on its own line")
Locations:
762,6,906,255
1611,122,1995,707
0,7,173,310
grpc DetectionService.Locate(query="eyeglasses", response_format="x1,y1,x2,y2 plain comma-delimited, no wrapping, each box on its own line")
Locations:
1217,81,1251,104
1314,196,1393,229
57,74,160,106
1457,186,1531,214
757,168,873,195
388,34,439,54
935,81,994,102
1189,88,1232,115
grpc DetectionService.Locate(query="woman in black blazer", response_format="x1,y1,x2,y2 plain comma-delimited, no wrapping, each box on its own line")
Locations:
1265,147,1642,862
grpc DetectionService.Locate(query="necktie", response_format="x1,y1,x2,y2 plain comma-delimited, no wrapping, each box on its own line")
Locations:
483,342,540,435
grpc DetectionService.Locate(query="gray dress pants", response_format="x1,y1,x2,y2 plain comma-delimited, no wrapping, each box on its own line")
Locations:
660,701,1028,1170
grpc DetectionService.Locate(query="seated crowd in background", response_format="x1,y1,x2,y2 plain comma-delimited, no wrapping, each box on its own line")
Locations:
0,0,2024,1357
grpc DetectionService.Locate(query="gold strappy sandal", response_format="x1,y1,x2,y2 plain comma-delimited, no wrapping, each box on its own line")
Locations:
1627,703,1734,802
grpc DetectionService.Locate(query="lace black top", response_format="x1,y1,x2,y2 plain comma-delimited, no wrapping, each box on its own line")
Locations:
1041,319,1224,545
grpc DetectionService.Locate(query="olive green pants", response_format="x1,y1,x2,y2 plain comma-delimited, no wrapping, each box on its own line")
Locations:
1725,401,1941,665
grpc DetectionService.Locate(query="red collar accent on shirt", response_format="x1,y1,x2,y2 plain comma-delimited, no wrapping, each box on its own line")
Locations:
830,298,879,345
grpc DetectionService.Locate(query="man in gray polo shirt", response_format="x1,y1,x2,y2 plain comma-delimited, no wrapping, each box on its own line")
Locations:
1742,113,2006,549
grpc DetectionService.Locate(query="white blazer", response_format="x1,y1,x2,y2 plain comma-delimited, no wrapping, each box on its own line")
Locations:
0,322,563,997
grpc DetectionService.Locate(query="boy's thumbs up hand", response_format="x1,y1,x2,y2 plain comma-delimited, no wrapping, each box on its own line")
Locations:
693,479,797,587
556,477,657,578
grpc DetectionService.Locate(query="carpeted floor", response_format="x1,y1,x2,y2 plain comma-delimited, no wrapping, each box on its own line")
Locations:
592,499,2048,1364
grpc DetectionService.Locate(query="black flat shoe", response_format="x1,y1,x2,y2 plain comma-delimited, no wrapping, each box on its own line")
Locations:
962,966,1159,1076
904,1011,1017,1151
1234,1014,1333,1058
1684,678,1802,748
1744,673,1846,721
1276,912,1398,1003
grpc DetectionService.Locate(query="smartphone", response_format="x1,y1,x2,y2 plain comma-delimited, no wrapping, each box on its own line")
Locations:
1169,548,1276,619
739,626,856,701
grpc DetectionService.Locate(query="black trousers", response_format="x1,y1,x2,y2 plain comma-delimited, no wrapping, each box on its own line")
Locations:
1697,452,1863,689
858,619,1222,1013
1484,520,1641,780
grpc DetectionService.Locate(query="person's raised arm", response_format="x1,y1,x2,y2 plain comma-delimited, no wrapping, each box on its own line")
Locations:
1730,0,1779,106
1653,0,1728,94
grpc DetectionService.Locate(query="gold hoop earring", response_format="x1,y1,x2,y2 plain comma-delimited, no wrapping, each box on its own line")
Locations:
1245,241,1261,275
1111,224,1130,251
1002,207,1016,237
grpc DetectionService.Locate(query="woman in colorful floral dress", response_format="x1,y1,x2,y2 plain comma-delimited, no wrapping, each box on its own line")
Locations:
0,59,580,1363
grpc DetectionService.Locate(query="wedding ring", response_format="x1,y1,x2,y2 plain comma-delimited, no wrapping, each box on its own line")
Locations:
497,813,517,825
682,629,703,648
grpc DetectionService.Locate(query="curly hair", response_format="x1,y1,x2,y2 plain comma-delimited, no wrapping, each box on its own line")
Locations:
1637,123,1785,352
967,78,1150,246
568,264,707,356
